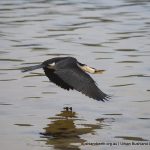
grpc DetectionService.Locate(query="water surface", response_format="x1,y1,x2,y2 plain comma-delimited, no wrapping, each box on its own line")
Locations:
0,0,150,150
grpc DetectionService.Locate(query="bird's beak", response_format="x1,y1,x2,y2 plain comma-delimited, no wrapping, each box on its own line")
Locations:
79,64,105,74
94,69,105,74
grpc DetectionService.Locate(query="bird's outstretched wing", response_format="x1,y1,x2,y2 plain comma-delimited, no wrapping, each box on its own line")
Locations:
54,63,109,101
43,67,74,90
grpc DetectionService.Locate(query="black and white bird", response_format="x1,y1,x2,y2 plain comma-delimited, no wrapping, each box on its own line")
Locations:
22,57,109,101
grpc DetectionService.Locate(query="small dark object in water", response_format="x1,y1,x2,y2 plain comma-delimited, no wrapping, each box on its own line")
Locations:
63,107,72,111
22,57,109,101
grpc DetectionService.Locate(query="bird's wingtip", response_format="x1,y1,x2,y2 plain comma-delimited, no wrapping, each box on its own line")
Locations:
98,94,111,102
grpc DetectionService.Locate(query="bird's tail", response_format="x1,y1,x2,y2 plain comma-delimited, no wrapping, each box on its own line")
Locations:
21,64,43,72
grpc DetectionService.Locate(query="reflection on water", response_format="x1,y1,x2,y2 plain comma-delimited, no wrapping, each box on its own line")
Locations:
23,72,45,78
117,60,142,63
14,123,33,127
40,107,110,150
115,136,148,141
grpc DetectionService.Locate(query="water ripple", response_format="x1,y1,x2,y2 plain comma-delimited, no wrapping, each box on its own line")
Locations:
111,83,135,87
117,61,142,63
118,74,150,78
0,58,24,62
115,136,148,141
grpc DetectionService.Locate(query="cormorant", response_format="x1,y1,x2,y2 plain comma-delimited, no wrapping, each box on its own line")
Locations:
22,57,109,101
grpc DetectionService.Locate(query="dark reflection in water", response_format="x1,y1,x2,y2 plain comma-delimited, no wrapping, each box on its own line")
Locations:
40,107,113,150
115,136,148,141
117,74,150,78
117,60,142,63
123,0,150,5
0,102,12,105
115,49,138,52
138,117,150,120
14,123,33,127
0,58,24,62
45,53,72,56
23,72,45,78
111,83,134,87
0,79,17,81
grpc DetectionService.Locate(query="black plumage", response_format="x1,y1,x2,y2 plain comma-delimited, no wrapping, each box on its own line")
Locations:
22,57,109,101
44,67,73,90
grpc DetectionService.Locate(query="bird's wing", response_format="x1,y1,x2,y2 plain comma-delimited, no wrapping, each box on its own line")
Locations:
55,64,108,101
43,67,73,90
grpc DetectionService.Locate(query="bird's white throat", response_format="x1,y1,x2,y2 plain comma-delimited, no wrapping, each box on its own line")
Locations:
47,62,55,69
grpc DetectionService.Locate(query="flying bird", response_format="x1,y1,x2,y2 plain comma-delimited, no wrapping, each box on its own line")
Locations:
22,57,109,101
